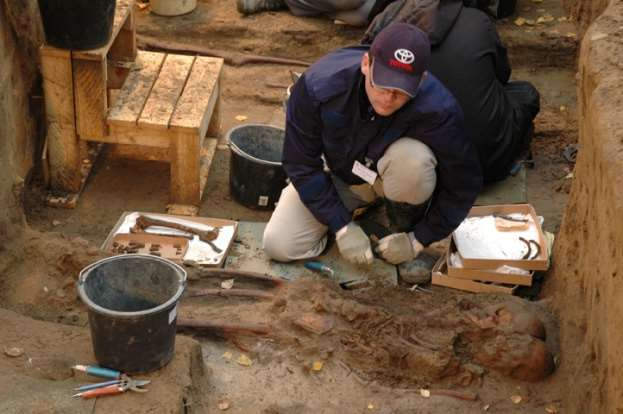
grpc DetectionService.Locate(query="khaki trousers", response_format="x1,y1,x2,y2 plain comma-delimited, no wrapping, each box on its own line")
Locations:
263,138,437,262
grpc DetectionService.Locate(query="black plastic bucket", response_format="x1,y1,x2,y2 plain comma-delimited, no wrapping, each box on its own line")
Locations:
77,255,187,374
38,0,116,50
227,124,288,210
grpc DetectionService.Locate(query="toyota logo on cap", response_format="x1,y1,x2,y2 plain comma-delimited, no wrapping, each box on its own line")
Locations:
394,49,415,64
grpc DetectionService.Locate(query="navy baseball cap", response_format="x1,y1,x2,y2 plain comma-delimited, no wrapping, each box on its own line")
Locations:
369,23,431,98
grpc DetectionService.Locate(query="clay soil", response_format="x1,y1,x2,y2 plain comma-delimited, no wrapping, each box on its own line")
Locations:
3,0,581,412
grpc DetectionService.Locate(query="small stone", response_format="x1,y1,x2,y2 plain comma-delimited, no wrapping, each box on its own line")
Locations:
218,400,231,410
52,220,62,227
510,395,523,404
312,361,324,371
420,389,431,398
4,347,24,357
220,279,235,290
86,247,100,256
545,404,558,413
591,32,608,41
236,354,252,367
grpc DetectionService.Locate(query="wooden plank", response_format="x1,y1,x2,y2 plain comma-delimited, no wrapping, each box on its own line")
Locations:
110,143,170,162
72,0,135,61
40,47,82,192
107,51,165,128
73,56,108,139
170,57,223,136
138,54,195,130
102,123,171,147
107,60,132,89
170,130,200,206
206,84,221,137
166,204,199,216
431,274,516,294
108,5,137,62
199,138,218,199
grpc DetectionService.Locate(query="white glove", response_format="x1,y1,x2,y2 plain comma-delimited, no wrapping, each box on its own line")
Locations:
375,232,424,265
336,223,374,265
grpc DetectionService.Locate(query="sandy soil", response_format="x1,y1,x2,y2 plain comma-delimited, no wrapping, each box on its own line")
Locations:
5,0,580,412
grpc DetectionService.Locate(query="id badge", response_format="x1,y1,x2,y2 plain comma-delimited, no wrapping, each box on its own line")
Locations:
352,160,378,185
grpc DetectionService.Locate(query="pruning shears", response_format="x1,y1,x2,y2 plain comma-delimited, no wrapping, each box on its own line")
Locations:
72,364,150,399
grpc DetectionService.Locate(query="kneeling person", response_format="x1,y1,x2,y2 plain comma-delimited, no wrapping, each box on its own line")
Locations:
263,23,482,266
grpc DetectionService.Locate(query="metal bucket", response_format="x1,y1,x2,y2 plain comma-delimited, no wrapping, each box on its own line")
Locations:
77,255,187,374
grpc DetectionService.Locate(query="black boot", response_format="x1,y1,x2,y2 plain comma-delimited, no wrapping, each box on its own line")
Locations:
384,198,429,233
237,0,288,14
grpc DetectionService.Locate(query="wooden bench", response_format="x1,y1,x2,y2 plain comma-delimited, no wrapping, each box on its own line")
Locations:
39,0,223,214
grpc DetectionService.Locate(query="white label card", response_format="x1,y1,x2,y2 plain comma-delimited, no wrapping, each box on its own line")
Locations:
352,160,378,185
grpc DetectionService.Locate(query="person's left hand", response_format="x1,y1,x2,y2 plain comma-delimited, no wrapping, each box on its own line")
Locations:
375,232,424,265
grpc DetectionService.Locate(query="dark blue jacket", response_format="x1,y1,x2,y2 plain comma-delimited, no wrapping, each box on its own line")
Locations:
283,45,482,246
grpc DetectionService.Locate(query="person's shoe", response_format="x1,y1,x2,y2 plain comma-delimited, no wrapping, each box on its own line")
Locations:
384,199,429,233
236,0,288,15
397,252,437,285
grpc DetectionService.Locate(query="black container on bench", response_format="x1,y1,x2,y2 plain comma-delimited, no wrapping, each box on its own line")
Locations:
38,0,116,50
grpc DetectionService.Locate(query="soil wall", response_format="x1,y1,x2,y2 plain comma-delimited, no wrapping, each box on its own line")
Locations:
546,0,623,412
0,1,43,240
563,0,610,33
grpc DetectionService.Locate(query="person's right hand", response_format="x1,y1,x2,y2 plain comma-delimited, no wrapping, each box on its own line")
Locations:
336,222,373,265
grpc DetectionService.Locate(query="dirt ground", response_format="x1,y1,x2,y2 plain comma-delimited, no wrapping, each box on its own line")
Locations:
1,0,581,412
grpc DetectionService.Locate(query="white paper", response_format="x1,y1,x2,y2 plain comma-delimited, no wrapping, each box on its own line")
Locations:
352,160,377,185
453,215,540,260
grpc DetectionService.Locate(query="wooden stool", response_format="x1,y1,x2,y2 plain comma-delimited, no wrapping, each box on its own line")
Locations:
107,51,223,211
39,0,223,214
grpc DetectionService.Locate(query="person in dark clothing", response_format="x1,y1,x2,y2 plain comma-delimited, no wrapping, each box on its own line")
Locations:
363,0,540,182
263,23,482,266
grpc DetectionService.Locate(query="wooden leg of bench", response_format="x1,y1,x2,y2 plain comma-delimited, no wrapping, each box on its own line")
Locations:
170,130,200,206
40,48,82,193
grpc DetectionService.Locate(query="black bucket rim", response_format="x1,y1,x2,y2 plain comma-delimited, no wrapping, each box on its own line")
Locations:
78,254,187,318
226,123,284,167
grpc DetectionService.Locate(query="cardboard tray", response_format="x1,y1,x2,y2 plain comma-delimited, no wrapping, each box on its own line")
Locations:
446,238,533,286
453,204,549,271
432,252,517,294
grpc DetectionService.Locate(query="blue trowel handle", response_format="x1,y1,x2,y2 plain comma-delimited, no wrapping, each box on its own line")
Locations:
304,261,334,277
73,364,122,379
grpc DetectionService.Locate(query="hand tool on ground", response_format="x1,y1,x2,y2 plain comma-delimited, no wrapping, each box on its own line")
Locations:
303,260,369,290
72,364,150,398
304,261,335,278
72,364,123,379
73,377,150,399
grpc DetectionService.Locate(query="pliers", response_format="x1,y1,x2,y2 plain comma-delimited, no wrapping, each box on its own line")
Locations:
72,364,150,399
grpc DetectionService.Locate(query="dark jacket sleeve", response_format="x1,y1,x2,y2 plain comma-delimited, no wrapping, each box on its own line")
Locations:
281,75,352,233
487,14,511,83
409,110,482,246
